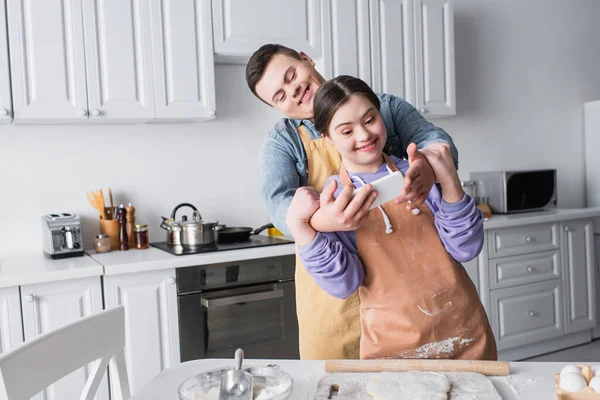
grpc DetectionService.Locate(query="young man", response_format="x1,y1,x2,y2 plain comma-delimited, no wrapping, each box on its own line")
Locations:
246,44,460,360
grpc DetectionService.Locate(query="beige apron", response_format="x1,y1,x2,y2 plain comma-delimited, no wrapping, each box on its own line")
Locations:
339,155,497,360
295,125,362,360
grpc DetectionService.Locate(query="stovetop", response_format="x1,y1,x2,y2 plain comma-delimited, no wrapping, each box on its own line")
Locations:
151,235,294,256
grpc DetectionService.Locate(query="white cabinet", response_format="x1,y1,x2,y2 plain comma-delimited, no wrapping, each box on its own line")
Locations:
414,0,455,116
82,0,155,121
490,279,564,351
0,0,13,123
104,269,180,396
6,0,215,123
211,0,324,64
479,216,598,360
6,0,89,123
0,287,23,354
149,0,216,120
20,277,107,400
324,0,455,116
561,220,596,333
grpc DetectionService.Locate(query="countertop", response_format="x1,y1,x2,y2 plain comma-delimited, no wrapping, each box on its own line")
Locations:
89,241,296,275
130,358,582,400
481,207,600,229
3,208,600,287
0,253,103,288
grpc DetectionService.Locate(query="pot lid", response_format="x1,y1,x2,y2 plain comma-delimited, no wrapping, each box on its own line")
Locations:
180,219,218,227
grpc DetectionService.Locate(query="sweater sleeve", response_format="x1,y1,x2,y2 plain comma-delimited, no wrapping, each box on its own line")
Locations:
297,231,364,299
427,189,485,262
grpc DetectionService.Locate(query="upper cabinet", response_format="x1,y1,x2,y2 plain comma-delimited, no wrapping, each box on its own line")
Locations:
149,0,216,120
0,0,13,123
6,0,89,122
5,0,215,123
413,0,456,116
212,0,456,118
211,0,324,64
82,0,155,121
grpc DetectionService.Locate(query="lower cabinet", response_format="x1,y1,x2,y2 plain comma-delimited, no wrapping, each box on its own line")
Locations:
0,286,23,354
482,217,597,358
562,220,597,333
490,279,564,351
103,269,180,397
20,276,107,400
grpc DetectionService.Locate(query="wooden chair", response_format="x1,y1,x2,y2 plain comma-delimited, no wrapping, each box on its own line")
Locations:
0,306,131,400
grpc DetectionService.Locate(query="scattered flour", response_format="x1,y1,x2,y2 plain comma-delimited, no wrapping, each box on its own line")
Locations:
418,302,453,316
393,336,474,358
502,374,536,394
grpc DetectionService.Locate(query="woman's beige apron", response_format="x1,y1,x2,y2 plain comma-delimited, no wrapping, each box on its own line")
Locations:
339,155,497,360
295,125,362,359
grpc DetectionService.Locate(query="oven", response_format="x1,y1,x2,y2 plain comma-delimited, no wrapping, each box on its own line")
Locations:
176,255,299,361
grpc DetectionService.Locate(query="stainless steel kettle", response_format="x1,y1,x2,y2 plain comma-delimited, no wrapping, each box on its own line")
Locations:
160,203,218,248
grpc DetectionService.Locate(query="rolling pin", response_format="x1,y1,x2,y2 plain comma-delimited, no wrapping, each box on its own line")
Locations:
325,359,510,376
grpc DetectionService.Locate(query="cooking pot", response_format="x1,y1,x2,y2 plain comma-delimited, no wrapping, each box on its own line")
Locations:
160,203,218,248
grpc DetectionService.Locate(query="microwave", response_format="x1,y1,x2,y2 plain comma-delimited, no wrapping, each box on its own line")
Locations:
469,169,557,214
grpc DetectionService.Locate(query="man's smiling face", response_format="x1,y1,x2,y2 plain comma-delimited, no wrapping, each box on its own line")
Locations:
254,52,325,120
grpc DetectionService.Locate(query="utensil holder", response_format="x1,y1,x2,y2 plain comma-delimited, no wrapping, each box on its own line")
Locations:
99,218,120,250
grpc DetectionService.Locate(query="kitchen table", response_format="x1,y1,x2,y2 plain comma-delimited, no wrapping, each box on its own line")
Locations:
130,358,584,399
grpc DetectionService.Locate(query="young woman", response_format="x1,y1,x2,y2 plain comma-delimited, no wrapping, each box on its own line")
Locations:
286,75,497,360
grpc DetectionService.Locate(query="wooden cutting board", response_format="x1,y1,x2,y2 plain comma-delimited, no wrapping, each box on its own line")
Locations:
315,372,503,400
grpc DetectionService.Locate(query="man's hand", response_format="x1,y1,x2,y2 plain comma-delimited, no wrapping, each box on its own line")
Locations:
395,143,436,210
309,179,378,232
286,186,321,245
419,143,463,203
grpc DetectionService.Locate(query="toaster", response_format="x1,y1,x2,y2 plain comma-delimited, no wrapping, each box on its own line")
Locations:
41,213,85,259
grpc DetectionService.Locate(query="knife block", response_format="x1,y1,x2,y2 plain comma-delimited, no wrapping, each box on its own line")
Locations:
99,218,120,250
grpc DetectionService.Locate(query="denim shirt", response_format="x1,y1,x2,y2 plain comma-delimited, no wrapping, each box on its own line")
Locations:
259,93,459,236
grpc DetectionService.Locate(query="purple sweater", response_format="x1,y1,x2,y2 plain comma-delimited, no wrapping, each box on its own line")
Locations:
298,156,484,299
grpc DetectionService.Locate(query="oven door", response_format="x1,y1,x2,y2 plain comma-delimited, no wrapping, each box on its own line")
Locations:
178,281,299,361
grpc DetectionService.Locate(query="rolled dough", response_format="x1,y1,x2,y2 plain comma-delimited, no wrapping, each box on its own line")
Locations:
366,371,450,400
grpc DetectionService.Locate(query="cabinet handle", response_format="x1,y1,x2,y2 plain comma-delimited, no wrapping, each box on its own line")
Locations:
208,109,216,117
91,109,101,117
0,108,9,116
564,226,569,232
419,107,426,113
528,311,536,317
24,294,34,302
525,236,532,242
79,109,88,117
167,277,176,285
527,266,534,273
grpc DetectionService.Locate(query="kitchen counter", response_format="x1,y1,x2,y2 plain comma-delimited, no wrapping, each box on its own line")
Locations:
3,208,600,287
131,358,580,399
482,207,600,229
0,253,103,288
88,241,296,275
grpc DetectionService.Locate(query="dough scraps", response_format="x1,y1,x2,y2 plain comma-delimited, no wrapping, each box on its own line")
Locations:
366,371,450,400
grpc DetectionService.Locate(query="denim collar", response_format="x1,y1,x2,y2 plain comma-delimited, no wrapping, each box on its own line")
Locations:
290,118,315,131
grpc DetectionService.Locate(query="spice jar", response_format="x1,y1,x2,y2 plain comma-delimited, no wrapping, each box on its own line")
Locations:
94,234,112,253
134,224,149,250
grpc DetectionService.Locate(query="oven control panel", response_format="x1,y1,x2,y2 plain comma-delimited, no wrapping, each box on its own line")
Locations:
176,255,295,294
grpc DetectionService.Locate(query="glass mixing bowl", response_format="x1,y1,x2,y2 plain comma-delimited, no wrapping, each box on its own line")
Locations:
178,365,293,400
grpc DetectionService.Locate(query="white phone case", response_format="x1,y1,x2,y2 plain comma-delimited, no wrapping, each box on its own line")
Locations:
351,171,405,210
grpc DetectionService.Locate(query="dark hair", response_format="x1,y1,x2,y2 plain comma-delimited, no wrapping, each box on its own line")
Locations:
313,75,380,135
245,44,303,103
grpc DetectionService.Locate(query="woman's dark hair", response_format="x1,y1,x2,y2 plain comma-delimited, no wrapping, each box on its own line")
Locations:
313,75,380,135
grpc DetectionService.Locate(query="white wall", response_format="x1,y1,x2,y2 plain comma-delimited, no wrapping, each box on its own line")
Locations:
2,0,600,258
437,0,600,208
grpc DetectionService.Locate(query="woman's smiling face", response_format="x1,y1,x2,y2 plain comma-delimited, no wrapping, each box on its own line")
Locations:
324,94,387,173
